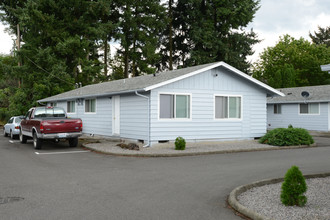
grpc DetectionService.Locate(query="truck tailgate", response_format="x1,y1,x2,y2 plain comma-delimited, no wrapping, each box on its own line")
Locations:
42,119,82,134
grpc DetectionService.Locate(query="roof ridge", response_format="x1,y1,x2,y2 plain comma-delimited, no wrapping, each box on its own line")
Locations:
278,85,330,90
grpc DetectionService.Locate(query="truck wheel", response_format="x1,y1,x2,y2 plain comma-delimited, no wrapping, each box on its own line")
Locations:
69,137,78,148
33,132,42,150
19,130,27,143
3,128,8,137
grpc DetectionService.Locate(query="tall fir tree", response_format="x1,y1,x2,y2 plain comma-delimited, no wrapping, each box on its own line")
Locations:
309,26,330,48
115,0,166,78
165,0,260,72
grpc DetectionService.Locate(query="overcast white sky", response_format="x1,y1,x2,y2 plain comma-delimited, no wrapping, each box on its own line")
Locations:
0,0,329,63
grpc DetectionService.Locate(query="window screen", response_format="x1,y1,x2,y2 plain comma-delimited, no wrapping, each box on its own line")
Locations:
159,94,190,119
160,94,174,118
215,96,241,119
85,99,96,113
274,104,281,114
215,96,228,118
67,101,75,113
300,103,319,114
176,95,190,118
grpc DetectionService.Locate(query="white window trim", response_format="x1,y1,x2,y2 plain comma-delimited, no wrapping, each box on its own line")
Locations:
158,92,192,121
298,103,320,115
84,98,97,114
328,103,330,131
67,100,76,114
214,94,243,121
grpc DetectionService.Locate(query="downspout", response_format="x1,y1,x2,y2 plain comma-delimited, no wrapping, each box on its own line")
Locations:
135,91,150,147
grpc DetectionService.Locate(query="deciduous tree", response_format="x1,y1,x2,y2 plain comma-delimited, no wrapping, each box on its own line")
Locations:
253,35,330,88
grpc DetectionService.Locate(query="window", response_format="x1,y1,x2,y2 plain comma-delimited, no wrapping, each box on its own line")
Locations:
34,107,66,118
274,104,281,114
215,95,241,119
67,101,75,113
159,94,190,119
14,117,22,123
49,102,57,107
7,118,14,124
85,99,96,113
299,103,319,114
25,110,32,119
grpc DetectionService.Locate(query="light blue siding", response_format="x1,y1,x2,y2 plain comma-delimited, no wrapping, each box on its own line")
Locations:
267,103,329,131
48,66,271,145
56,98,113,136
79,97,112,136
120,94,149,141
149,67,268,144
50,95,149,142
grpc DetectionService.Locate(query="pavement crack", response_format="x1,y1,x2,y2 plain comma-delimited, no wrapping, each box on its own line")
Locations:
0,197,24,205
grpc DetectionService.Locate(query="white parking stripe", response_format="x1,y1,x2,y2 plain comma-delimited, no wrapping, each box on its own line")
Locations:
9,140,20,143
35,151,89,155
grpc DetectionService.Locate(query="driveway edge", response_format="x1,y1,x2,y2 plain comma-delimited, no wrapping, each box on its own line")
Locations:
228,172,330,220
82,143,316,157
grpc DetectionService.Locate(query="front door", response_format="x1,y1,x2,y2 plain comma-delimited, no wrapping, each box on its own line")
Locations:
112,96,120,135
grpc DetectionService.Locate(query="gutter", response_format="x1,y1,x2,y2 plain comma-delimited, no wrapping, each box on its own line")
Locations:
267,100,330,104
38,89,146,103
135,91,150,148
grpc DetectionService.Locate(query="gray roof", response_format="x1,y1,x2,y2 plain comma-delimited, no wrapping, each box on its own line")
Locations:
267,85,330,104
38,61,283,103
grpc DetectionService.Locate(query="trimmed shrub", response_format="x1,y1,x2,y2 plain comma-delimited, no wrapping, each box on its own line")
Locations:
259,127,314,146
281,166,307,206
175,137,186,150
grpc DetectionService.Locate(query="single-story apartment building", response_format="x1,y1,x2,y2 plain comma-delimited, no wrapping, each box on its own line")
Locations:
38,62,284,146
267,85,330,132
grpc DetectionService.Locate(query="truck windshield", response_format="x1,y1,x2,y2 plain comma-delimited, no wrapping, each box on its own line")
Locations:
34,107,66,118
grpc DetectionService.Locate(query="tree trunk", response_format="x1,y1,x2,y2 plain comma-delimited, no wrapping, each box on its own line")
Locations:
17,24,22,88
104,37,108,77
169,0,173,70
124,44,129,78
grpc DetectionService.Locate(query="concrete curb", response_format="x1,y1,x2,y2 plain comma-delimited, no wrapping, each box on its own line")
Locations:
82,143,316,157
228,172,330,220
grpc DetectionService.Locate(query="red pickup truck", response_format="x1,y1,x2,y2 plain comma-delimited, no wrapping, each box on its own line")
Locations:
19,106,83,149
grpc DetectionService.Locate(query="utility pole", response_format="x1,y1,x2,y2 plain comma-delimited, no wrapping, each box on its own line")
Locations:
16,24,22,88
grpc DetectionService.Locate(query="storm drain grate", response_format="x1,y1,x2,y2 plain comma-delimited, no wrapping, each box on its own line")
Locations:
0,197,24,205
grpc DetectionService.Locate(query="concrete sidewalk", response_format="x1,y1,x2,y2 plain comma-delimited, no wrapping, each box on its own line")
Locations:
80,136,316,157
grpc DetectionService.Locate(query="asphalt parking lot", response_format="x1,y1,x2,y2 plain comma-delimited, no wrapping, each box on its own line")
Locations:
1,135,329,220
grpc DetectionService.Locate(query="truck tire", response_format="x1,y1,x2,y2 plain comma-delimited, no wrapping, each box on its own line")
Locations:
19,130,27,143
69,137,78,148
33,132,42,150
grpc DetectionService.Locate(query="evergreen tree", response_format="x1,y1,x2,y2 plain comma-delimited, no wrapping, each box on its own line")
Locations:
281,166,307,207
0,0,115,114
115,0,166,77
170,0,259,72
309,26,330,48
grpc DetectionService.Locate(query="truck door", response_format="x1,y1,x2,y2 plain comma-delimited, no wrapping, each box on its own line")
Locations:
21,109,34,133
